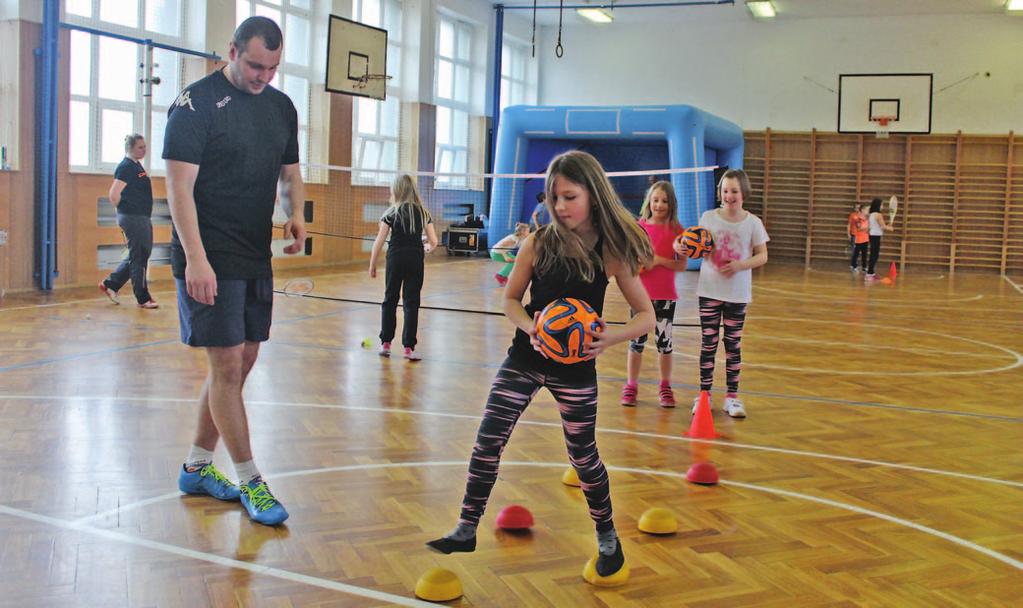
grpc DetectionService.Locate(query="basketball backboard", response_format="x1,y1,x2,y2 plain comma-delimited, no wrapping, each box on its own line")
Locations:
838,73,932,134
325,14,389,101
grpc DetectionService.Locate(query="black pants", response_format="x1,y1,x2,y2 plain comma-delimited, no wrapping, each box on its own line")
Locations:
104,213,153,304
867,235,882,275
380,247,424,348
850,242,868,269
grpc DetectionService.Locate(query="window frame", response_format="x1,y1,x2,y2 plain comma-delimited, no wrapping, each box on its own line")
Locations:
433,12,475,190
64,0,188,175
351,0,403,186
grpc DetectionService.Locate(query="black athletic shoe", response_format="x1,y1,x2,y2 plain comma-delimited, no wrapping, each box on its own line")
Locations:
595,540,625,577
426,535,477,554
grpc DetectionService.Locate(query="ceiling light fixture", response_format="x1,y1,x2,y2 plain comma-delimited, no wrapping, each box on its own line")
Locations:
745,0,776,19
1006,0,1023,13
576,7,613,23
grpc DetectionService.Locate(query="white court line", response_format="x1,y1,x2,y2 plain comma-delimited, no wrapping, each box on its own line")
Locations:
743,334,1008,360
740,315,1023,377
0,503,436,607
756,284,985,306
1003,274,1023,296
6,393,1015,490
62,461,1023,575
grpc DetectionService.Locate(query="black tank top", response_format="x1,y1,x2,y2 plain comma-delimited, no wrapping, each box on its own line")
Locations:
508,236,608,379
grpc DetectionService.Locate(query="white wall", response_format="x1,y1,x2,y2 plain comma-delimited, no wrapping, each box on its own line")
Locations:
538,10,1023,134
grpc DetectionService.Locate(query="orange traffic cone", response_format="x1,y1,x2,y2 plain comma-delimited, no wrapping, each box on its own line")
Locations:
888,261,898,282
683,391,719,439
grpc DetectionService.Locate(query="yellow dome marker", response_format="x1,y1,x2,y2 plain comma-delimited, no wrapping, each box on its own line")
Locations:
638,507,678,535
582,555,630,587
414,567,463,602
561,466,581,487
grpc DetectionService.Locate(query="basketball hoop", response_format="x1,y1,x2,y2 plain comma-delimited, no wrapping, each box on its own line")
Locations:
353,73,393,89
872,116,894,139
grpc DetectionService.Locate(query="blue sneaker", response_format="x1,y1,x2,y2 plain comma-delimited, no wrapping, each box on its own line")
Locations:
178,463,241,501
240,477,289,526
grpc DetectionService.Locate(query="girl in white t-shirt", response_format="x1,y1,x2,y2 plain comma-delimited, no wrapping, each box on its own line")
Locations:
676,169,769,418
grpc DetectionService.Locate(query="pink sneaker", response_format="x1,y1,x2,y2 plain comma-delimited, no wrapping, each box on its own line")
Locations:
494,273,508,286
138,300,159,309
379,342,391,357
658,382,676,408
404,347,422,361
620,383,637,407
98,282,120,305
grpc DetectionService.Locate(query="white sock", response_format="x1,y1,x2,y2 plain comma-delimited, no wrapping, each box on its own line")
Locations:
185,445,214,469
234,460,260,484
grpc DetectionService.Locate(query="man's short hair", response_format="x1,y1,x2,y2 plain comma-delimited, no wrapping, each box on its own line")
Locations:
233,16,283,54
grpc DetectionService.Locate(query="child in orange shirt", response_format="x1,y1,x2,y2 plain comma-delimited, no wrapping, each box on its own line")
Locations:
849,204,868,273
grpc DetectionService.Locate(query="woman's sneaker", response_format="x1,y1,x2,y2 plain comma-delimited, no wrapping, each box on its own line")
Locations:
723,397,746,418
404,347,422,361
692,394,712,415
138,300,159,309
658,383,676,408
379,342,391,357
620,383,637,406
98,282,120,304
178,463,240,501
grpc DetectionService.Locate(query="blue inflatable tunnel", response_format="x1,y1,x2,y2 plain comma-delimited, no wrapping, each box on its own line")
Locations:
488,105,744,269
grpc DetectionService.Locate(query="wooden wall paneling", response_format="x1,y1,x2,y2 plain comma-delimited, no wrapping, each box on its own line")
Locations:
765,129,771,230
905,136,957,269
1001,132,1015,274
742,131,766,226
764,132,811,262
809,133,859,265
901,137,913,269
949,132,963,274
1005,136,1023,272
804,130,817,267
955,135,1010,272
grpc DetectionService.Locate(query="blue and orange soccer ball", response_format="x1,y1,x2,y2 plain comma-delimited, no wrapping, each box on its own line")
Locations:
535,298,601,365
675,226,714,259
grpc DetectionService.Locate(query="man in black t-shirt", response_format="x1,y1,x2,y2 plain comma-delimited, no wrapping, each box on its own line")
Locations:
163,16,305,526
100,134,157,308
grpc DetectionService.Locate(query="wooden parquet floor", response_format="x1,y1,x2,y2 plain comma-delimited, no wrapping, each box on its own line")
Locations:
1,258,1021,607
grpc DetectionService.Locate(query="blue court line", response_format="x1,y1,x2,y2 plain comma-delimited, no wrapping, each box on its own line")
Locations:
0,284,487,373
0,339,178,373
269,339,1023,424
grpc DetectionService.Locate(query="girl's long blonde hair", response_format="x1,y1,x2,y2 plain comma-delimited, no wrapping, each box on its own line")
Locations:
638,180,682,233
386,174,432,233
534,151,653,282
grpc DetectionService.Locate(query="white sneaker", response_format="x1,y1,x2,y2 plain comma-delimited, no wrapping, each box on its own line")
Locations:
691,394,712,415
723,397,746,418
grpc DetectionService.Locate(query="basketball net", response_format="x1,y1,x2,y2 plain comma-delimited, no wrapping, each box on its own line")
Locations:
873,117,892,139
353,73,393,89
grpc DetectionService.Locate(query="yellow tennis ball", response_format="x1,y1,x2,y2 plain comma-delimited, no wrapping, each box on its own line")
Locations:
361,338,372,348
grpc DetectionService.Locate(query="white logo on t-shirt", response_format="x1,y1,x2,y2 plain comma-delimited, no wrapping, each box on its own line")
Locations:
216,95,232,109
174,90,195,112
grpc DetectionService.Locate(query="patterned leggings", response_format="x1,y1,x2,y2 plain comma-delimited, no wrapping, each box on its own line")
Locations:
459,357,614,532
698,297,748,393
629,299,676,354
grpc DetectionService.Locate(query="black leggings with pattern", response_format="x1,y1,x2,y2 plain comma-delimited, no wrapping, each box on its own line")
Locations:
698,297,748,393
458,357,614,532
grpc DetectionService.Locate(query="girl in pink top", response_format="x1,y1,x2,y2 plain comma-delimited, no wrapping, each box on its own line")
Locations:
621,181,688,408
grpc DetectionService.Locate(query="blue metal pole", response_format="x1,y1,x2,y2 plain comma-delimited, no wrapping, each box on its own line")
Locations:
59,22,221,61
35,0,60,290
490,5,504,174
